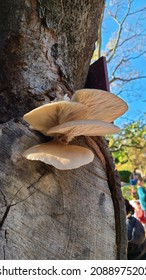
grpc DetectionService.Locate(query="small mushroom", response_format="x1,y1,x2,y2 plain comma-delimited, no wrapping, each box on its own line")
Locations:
23,141,94,170
71,89,128,122
23,101,87,136
46,119,120,143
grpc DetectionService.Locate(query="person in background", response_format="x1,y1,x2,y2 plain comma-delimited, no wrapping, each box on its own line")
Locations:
129,173,138,186
134,201,146,232
137,179,146,215
125,199,146,260
130,186,139,200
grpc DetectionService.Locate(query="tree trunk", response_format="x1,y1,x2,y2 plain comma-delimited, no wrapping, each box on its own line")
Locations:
0,0,127,259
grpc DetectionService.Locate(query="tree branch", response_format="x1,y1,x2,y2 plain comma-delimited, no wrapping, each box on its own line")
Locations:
110,51,146,80
110,75,146,84
107,0,132,63
111,58,125,77
123,51,146,61
128,6,146,16
117,33,146,48
110,143,143,152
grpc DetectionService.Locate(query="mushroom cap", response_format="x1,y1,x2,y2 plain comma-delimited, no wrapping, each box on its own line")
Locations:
71,89,128,122
47,119,120,141
23,141,94,170
23,101,87,136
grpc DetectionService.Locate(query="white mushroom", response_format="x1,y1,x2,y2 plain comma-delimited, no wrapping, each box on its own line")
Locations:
23,101,87,136
22,88,128,170
46,119,120,143
71,89,128,122
23,141,94,170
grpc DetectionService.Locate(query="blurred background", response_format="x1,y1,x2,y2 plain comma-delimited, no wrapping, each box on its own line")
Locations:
91,0,146,190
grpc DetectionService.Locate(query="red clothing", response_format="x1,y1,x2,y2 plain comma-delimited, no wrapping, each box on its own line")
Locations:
135,208,146,224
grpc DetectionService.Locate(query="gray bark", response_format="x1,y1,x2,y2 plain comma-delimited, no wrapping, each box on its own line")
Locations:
0,0,127,259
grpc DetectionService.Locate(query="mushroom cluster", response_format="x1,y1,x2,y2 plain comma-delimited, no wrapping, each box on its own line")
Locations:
23,89,128,170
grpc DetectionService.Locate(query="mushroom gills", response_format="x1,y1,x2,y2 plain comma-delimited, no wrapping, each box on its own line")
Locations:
23,141,94,170
23,101,87,136
71,89,128,122
46,119,120,143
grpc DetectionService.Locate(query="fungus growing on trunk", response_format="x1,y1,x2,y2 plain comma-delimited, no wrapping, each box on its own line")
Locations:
23,88,128,169
47,119,120,143
23,141,94,170
23,101,87,135
71,89,128,122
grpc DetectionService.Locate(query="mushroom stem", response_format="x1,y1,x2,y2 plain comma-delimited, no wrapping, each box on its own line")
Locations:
56,133,74,144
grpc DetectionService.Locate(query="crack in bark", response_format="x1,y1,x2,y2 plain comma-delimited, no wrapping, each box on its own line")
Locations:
0,205,11,230
10,171,48,206
95,136,126,260
9,185,24,206
0,192,37,230
11,192,36,208
5,229,8,244
27,170,47,190
0,189,7,207
0,191,36,231
84,135,126,259
3,245,6,260
3,229,8,260
0,171,47,230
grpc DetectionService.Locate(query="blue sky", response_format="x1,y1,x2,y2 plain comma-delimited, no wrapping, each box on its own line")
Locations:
100,0,146,127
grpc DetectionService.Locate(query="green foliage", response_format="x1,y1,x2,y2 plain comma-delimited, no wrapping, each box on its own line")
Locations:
121,185,146,201
118,170,131,183
121,185,137,201
108,118,146,173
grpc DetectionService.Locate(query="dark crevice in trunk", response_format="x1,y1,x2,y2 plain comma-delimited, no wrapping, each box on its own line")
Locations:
0,205,11,230
95,136,127,259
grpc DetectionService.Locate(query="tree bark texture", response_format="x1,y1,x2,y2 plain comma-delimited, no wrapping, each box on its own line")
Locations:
0,0,127,259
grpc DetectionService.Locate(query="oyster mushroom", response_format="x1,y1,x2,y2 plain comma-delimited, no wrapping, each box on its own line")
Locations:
23,141,94,170
23,101,87,136
71,89,128,122
23,88,128,170
46,119,120,143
